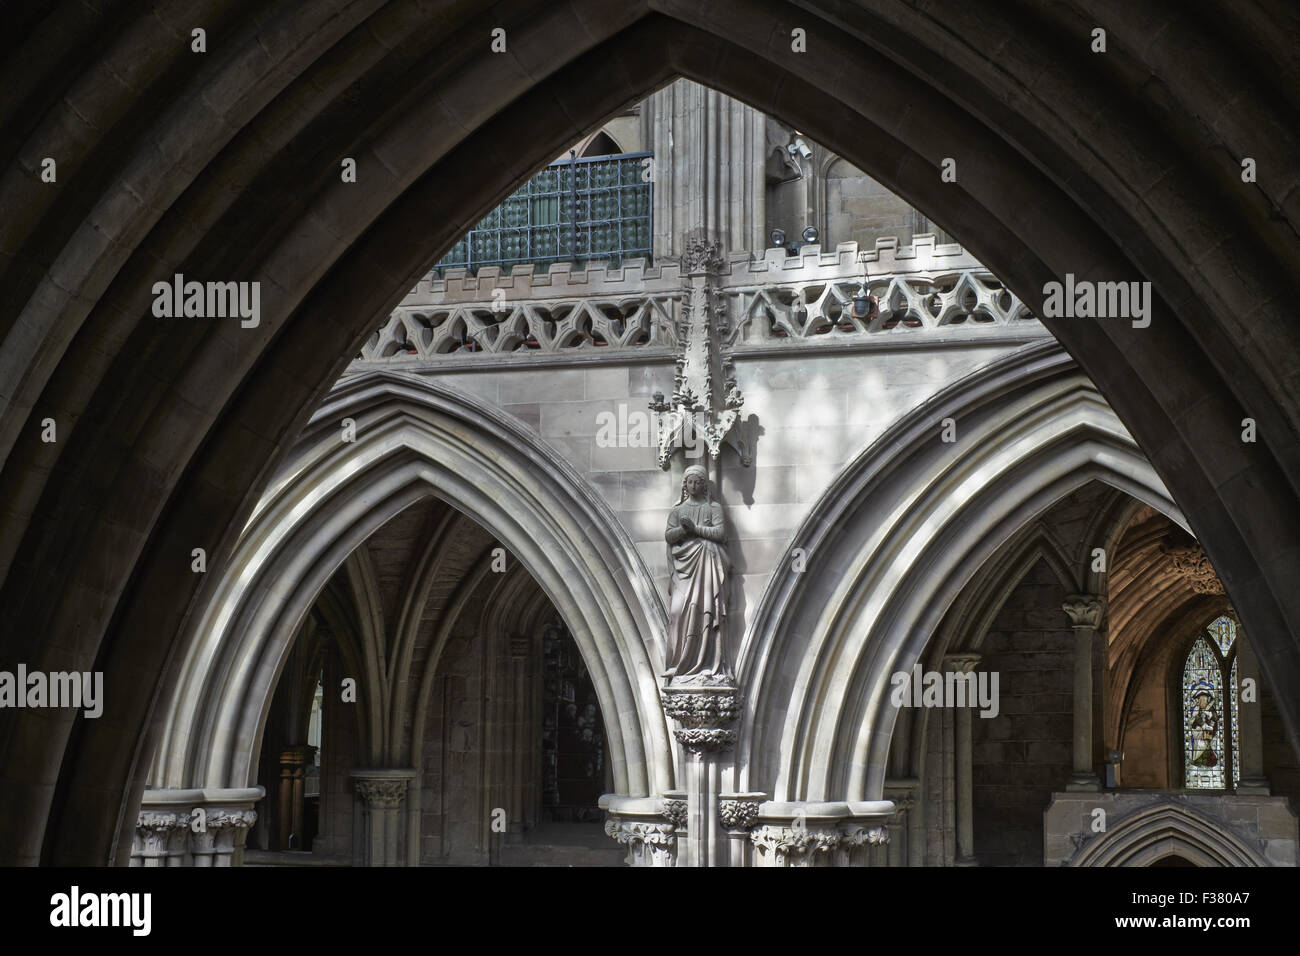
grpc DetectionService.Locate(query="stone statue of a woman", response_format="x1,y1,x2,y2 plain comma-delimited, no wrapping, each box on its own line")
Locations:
664,463,731,681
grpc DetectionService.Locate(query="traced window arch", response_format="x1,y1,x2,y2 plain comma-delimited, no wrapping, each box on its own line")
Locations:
578,130,623,157
1181,615,1240,790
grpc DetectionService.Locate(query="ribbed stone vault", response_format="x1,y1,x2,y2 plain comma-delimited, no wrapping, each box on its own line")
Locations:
1,0,1298,863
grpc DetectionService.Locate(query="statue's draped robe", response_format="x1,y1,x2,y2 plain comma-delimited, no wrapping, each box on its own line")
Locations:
665,497,729,677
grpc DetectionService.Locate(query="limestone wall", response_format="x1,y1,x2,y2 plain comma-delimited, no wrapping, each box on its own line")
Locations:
419,342,1019,653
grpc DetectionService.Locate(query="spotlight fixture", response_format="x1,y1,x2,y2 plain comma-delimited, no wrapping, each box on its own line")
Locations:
788,136,813,160
770,224,821,257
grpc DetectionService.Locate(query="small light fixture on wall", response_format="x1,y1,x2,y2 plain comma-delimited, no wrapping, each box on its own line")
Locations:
769,226,820,258
851,281,877,322
787,137,813,160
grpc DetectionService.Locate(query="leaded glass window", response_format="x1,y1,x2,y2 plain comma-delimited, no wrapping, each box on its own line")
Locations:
1207,616,1236,655
1230,656,1239,789
1181,615,1240,790
435,151,653,275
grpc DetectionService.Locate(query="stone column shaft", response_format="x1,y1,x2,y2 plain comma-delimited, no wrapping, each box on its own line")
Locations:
510,637,530,831
884,780,918,868
944,653,981,865
942,707,956,861
646,79,766,260
661,683,741,866
351,769,415,867
955,704,975,862
1236,633,1270,793
1063,595,1105,791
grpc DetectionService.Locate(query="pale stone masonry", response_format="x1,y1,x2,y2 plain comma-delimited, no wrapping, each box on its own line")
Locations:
9,0,1300,872
121,78,1300,868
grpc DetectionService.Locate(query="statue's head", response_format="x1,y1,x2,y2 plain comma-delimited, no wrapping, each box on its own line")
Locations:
681,464,709,501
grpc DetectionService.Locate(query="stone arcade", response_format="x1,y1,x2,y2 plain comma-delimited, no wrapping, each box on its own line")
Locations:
125,82,1300,868
1,2,1298,871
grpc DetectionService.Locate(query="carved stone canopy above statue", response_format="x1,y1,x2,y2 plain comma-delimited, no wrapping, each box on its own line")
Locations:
650,234,751,469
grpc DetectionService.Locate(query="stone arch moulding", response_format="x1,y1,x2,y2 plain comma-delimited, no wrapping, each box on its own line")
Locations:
149,370,673,809
3,1,1298,865
739,342,1188,804
1069,802,1269,867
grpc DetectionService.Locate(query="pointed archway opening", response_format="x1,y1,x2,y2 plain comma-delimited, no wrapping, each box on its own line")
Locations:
3,3,1298,866
239,495,626,866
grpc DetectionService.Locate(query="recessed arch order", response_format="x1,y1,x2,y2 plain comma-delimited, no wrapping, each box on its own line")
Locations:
740,342,1186,803
150,370,673,801
1,0,1297,864
1069,802,1270,867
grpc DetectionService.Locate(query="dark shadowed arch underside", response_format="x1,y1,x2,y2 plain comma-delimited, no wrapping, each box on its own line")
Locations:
0,0,1297,864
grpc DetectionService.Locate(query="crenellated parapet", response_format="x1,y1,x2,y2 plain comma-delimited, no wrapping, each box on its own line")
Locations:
352,236,1045,364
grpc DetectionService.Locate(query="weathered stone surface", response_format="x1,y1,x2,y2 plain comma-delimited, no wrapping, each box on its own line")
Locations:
2,1,1300,871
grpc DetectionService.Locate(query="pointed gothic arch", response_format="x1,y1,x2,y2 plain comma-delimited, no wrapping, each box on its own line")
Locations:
740,342,1184,802
892,519,1084,787
3,0,1300,864
150,370,673,802
1069,801,1269,867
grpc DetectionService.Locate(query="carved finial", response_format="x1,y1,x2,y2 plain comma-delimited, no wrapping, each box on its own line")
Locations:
652,255,747,468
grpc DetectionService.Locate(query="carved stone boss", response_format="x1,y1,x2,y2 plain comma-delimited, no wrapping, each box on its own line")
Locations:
1161,541,1225,595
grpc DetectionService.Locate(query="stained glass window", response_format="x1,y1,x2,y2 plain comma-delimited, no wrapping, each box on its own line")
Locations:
1183,637,1225,788
1208,616,1236,655
1181,616,1240,790
1230,657,1239,789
